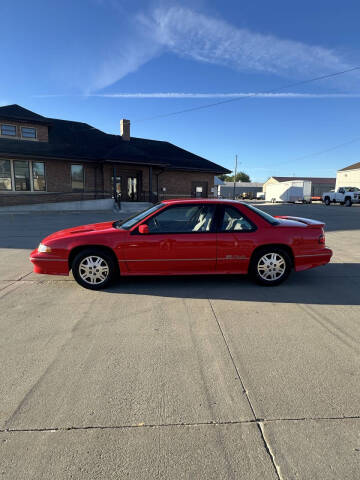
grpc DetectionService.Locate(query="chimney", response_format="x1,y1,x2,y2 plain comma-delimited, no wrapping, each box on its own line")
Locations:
120,119,130,141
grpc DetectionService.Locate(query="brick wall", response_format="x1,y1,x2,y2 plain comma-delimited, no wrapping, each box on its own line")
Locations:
155,171,215,198
0,159,216,207
0,192,110,207
46,159,72,192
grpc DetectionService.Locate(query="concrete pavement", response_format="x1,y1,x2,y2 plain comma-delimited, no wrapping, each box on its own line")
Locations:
1,203,359,479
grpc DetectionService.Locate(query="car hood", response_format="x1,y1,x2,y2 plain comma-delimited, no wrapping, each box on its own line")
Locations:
42,221,118,243
275,216,325,228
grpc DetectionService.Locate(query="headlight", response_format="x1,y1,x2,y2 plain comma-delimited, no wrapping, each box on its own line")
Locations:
38,243,52,253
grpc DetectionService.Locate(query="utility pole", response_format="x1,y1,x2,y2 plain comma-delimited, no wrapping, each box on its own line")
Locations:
233,154,238,200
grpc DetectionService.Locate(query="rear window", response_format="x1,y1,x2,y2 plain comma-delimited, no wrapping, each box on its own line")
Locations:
243,204,280,225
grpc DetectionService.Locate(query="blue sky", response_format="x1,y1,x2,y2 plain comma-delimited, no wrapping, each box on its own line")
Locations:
1,0,360,181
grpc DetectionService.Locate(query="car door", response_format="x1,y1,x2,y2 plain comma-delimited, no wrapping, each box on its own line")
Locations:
123,203,217,274
335,188,345,202
216,205,258,273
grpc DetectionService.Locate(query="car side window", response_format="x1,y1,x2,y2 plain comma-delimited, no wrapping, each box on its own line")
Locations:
221,206,254,232
147,204,216,233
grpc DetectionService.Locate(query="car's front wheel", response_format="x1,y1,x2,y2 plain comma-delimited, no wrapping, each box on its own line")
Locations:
250,247,291,286
72,248,116,290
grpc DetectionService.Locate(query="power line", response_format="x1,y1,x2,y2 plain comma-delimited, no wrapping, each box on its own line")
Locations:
290,136,360,163
134,65,360,123
256,135,360,171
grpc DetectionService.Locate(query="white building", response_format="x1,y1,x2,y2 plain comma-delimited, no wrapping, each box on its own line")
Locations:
263,176,335,198
336,162,360,190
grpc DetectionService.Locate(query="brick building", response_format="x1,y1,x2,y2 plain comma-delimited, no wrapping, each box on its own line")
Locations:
0,104,230,207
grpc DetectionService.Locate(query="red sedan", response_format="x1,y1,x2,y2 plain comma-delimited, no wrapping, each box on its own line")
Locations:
30,199,332,289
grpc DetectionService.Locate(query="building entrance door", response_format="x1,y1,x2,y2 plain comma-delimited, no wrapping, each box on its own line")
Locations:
127,176,138,201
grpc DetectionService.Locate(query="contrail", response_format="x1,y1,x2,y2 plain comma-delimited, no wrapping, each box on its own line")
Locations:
34,92,360,99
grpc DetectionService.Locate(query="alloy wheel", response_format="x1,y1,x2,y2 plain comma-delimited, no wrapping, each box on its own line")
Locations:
79,255,109,285
257,252,286,281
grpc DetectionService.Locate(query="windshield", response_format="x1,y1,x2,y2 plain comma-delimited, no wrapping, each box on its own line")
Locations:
114,203,164,230
244,203,280,225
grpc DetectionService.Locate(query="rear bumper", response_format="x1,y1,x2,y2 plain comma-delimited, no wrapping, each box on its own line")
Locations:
294,247,333,272
30,249,69,276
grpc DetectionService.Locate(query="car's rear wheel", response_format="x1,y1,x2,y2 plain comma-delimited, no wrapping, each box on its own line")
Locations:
72,248,116,290
250,247,291,286
324,197,330,206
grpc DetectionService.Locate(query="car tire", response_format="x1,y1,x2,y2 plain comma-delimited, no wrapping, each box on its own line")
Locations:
324,197,330,206
72,248,116,290
345,197,352,207
250,247,292,286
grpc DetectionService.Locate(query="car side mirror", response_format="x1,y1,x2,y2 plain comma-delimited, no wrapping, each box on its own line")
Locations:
138,224,149,234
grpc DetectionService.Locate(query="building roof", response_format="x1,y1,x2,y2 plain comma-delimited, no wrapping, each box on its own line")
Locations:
0,104,50,124
222,181,263,187
338,162,360,172
0,104,230,174
269,176,336,184
214,176,225,185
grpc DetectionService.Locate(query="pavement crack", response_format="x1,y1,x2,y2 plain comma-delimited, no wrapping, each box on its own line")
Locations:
208,299,257,419
258,422,284,480
208,299,282,480
2,416,360,434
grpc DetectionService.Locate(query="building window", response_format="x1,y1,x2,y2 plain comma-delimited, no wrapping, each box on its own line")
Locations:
0,159,12,190
14,160,31,191
0,159,47,193
21,127,37,139
32,162,46,191
1,124,16,136
71,164,84,191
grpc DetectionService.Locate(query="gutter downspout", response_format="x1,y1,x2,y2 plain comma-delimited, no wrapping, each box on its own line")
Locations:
155,168,165,202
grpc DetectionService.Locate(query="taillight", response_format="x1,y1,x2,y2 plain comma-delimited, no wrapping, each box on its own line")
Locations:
319,229,325,244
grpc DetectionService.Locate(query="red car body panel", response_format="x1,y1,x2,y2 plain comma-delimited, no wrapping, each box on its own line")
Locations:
30,199,333,278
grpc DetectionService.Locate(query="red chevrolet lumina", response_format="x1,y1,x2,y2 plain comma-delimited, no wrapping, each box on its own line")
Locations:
30,199,332,290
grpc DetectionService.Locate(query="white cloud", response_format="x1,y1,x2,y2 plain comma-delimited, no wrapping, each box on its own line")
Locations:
89,4,357,91
46,3,359,92
90,40,163,91
139,6,353,81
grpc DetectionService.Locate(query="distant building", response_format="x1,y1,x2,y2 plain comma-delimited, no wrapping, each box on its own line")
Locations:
217,181,263,199
263,176,336,198
0,104,230,208
336,162,360,190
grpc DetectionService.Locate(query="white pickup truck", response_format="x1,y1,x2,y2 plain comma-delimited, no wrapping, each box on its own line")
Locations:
323,187,360,207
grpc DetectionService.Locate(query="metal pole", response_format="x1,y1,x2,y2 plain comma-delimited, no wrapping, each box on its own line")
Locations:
112,167,116,198
233,154,238,200
149,166,153,203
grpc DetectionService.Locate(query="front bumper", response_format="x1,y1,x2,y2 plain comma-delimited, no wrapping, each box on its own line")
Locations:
30,249,69,276
294,247,333,272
